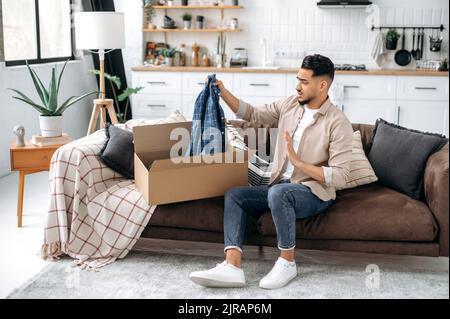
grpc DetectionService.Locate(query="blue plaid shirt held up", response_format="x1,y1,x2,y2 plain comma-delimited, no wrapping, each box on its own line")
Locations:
189,74,226,156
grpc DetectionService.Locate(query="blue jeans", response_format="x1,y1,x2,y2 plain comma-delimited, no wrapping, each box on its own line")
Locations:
224,180,335,252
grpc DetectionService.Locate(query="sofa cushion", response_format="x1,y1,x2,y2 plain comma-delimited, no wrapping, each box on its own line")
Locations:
148,197,257,234
335,130,378,191
367,118,448,199
100,124,134,179
257,183,438,242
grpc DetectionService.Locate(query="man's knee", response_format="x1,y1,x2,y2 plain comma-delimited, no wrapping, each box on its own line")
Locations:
268,184,290,209
225,187,247,204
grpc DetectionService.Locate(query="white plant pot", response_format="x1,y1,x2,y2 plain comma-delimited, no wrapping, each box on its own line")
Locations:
39,115,63,137
183,21,191,29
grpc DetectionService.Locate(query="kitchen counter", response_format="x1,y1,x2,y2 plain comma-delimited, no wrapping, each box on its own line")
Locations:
131,66,449,76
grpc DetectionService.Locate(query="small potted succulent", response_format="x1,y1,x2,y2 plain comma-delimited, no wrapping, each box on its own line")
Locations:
386,29,400,50
9,60,96,137
160,48,177,66
182,13,192,30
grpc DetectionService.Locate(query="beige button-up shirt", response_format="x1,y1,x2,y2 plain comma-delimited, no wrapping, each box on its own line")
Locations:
237,95,353,201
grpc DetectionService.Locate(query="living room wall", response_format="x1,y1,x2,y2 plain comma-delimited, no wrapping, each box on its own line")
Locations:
0,58,98,177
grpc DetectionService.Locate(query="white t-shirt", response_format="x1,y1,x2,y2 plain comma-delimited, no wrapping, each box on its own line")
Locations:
282,106,319,180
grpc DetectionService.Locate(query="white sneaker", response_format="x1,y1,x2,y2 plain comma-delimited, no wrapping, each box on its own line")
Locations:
189,261,246,288
259,257,297,289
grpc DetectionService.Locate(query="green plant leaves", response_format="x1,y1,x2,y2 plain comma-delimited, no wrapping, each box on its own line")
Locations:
48,67,58,113
12,60,96,116
25,61,49,108
118,87,144,102
57,59,69,92
54,91,97,115
89,69,122,89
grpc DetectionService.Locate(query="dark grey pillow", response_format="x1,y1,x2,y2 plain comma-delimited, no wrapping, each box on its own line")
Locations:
100,124,134,179
367,119,448,199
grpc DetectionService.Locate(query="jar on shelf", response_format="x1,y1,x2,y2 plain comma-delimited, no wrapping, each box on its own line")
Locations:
230,18,239,30
192,43,200,67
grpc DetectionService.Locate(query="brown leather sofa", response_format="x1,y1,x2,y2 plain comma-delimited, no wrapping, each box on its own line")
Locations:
141,122,449,257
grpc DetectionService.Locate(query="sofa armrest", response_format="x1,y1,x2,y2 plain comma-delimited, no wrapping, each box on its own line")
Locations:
424,142,449,257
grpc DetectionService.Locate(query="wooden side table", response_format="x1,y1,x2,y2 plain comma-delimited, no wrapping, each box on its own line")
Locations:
10,142,64,227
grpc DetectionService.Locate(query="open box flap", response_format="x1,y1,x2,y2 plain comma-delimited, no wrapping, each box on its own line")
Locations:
133,121,192,154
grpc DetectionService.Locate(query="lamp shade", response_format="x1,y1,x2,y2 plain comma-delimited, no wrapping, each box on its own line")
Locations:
74,12,125,50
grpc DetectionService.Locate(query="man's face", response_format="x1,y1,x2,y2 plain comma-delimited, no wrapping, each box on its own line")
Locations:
295,69,328,105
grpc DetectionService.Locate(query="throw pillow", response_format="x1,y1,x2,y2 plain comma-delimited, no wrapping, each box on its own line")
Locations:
367,118,448,199
336,130,378,191
100,124,135,179
100,111,188,179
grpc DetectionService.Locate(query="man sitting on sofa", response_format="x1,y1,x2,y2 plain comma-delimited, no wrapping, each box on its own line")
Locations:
189,54,354,289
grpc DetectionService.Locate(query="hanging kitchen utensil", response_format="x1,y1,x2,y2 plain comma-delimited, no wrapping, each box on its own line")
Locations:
410,28,416,59
420,28,425,59
430,29,443,52
395,28,412,66
415,28,422,60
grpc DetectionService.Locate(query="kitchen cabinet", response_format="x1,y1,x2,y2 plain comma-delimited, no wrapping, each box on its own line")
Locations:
396,77,449,136
396,101,449,136
341,99,396,125
234,74,286,97
132,94,182,120
131,71,449,136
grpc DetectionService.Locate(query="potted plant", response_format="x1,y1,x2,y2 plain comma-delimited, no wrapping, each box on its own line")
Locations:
9,60,96,137
386,29,400,50
160,48,177,66
196,15,205,29
182,13,192,30
142,0,156,29
89,69,144,123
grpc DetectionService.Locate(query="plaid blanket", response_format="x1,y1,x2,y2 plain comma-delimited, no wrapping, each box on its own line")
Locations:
40,129,156,270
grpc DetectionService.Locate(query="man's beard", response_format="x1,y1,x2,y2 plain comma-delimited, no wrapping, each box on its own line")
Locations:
298,97,312,105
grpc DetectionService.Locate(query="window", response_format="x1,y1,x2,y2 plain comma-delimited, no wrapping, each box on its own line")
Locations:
2,0,73,66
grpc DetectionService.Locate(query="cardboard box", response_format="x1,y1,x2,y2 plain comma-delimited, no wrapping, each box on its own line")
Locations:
133,121,250,206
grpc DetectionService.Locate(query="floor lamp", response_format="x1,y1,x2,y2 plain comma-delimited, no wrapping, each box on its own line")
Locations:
74,12,125,135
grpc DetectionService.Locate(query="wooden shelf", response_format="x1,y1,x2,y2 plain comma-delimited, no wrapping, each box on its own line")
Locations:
153,5,243,9
143,28,242,32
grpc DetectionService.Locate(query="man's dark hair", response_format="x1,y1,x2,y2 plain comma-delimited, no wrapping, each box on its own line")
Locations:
301,54,335,83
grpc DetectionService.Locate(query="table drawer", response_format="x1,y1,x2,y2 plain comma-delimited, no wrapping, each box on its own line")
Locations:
397,76,449,101
132,94,182,120
234,74,286,97
11,149,55,170
133,72,182,95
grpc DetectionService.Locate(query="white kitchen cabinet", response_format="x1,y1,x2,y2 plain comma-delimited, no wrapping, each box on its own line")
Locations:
333,75,396,100
234,74,286,97
285,73,299,97
182,72,233,95
341,99,396,125
132,72,182,95
396,101,449,136
131,71,449,136
132,94,182,120
396,76,449,136
397,77,449,101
